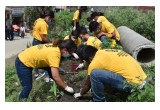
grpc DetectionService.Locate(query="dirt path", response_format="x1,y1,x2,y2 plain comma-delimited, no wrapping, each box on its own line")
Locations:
5,54,17,67
5,33,33,59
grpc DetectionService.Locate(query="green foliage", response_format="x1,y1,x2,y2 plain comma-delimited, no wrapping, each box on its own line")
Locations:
49,82,64,101
101,39,123,50
48,10,88,41
127,66,155,102
24,6,53,28
5,65,63,102
5,66,20,102
104,7,155,41
54,11,73,31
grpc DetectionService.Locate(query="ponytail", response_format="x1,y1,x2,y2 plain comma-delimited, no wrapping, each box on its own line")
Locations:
52,38,63,47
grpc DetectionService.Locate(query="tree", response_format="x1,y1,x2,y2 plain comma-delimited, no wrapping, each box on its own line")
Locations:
24,6,54,29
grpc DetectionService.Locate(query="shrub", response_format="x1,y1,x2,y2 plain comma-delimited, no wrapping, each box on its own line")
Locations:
104,7,155,41
127,65,155,102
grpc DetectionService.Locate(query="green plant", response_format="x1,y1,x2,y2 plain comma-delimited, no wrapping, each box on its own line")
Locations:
5,66,21,102
104,7,155,42
49,81,64,101
101,39,123,50
127,66,155,102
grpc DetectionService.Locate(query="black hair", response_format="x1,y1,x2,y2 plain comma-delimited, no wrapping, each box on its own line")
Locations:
78,6,88,19
79,26,88,35
87,17,91,22
69,30,80,39
80,6,88,12
76,45,86,61
40,10,55,18
89,21,99,32
53,38,77,53
90,12,104,19
82,45,98,63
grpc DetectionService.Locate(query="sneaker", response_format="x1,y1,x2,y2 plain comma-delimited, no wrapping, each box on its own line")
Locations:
44,77,50,83
44,77,54,83
49,78,54,82
35,73,45,80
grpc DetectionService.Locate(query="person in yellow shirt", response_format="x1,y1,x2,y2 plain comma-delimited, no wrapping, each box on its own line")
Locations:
15,39,77,101
89,20,120,42
64,30,82,47
75,27,102,70
72,6,87,30
74,45,147,102
32,10,54,45
32,10,54,81
90,12,105,23
79,27,102,50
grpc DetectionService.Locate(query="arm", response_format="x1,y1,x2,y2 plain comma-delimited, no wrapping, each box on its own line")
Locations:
74,20,77,28
40,34,50,43
51,67,67,89
80,75,91,95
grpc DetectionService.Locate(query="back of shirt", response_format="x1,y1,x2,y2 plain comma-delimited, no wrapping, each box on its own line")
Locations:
88,49,147,85
32,18,48,41
18,44,61,68
64,35,81,47
97,16,120,41
86,37,102,50
73,10,80,22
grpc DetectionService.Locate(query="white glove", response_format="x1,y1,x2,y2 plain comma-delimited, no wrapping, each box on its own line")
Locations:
73,26,76,30
76,63,84,70
65,86,74,93
72,53,79,59
74,93,82,99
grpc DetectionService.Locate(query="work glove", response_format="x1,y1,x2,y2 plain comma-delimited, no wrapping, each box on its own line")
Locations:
73,26,76,30
72,53,79,59
76,63,84,70
65,86,74,93
74,93,82,99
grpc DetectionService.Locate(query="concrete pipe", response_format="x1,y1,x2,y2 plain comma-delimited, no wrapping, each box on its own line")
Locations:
117,26,155,67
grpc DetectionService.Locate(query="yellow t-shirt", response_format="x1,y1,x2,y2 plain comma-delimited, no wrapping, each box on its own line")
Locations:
32,18,48,41
101,21,120,41
73,10,80,22
18,44,61,68
64,35,81,47
85,36,102,50
97,16,108,23
88,49,147,85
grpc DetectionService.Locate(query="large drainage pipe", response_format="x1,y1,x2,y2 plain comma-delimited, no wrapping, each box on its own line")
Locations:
117,26,155,67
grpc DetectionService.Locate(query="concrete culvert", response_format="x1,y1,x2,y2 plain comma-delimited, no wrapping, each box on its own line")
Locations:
117,26,155,67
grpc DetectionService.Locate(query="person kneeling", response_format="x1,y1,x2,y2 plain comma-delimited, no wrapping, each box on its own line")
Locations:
74,45,147,102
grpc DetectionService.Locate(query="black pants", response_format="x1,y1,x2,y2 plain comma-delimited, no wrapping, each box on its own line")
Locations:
72,20,80,30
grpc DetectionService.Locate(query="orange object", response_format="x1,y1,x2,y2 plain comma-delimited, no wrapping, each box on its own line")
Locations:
12,25,20,32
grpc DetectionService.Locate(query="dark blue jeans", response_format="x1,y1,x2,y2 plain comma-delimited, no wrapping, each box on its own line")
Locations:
32,38,43,46
15,57,53,100
15,57,33,100
90,69,131,102
99,35,107,42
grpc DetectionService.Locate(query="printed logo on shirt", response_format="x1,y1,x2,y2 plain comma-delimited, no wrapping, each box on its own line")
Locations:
45,44,52,48
117,51,128,57
37,44,44,50
105,49,118,52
